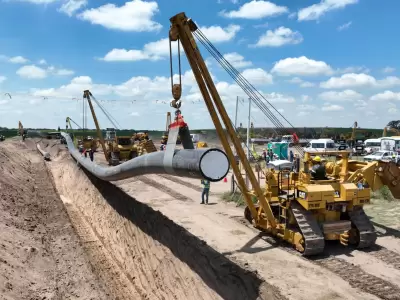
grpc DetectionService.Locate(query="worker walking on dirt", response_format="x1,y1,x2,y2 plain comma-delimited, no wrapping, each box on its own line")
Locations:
201,179,210,205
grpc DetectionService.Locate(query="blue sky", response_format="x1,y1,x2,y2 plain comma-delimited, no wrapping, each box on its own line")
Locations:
0,0,399,130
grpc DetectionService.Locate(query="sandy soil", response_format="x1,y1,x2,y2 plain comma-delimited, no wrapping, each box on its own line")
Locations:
0,139,107,300
4,136,400,300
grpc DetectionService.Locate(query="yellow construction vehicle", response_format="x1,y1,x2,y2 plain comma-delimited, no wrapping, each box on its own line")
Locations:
132,132,149,142
82,91,157,165
169,12,400,256
383,126,400,137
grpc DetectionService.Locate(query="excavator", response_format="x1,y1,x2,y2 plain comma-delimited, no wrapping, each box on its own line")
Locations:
18,121,27,140
169,12,400,256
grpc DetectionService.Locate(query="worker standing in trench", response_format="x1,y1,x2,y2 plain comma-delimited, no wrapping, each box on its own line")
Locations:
200,179,210,205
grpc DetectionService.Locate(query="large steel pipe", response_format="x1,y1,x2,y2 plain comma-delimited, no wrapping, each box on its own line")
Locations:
61,132,229,182
36,143,51,160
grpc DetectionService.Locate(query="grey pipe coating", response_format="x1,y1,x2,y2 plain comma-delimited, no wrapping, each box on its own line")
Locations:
61,132,229,182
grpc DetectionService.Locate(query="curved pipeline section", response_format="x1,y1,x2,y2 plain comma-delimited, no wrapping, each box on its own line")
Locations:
36,143,51,161
61,132,229,182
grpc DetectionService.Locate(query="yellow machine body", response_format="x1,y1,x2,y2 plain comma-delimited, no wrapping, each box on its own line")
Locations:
168,12,400,256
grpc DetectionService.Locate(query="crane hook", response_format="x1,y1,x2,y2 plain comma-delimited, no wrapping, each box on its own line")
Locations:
169,25,182,107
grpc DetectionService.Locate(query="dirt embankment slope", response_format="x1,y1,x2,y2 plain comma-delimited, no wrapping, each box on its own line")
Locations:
49,150,286,300
0,140,107,300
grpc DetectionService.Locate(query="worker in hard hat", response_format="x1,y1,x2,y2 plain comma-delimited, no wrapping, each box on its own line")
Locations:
310,156,327,180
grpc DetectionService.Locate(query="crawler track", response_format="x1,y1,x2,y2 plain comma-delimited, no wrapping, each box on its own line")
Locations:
291,202,325,256
231,214,400,300
349,206,377,248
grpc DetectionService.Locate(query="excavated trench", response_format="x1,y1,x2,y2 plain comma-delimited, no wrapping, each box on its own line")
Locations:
44,143,284,300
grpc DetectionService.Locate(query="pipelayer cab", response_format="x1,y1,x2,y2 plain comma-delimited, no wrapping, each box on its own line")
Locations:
168,11,400,256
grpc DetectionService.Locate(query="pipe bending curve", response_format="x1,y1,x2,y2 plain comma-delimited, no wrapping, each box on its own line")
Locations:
61,132,229,182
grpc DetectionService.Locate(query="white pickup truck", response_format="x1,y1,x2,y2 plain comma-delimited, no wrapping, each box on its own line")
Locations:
363,150,398,162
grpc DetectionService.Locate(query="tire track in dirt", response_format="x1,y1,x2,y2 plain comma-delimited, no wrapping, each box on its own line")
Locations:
60,198,142,300
229,215,400,300
77,168,286,300
138,175,192,201
364,246,400,271
158,174,219,196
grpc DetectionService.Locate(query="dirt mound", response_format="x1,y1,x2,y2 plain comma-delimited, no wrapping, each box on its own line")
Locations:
0,142,107,299
49,156,284,300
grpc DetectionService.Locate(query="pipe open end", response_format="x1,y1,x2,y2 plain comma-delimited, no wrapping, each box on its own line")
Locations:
199,149,230,182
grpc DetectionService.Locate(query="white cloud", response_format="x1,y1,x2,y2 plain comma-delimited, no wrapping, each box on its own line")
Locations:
224,52,252,68
321,104,344,111
253,22,269,29
297,104,316,111
271,56,333,76
370,91,400,102
16,65,74,79
16,65,48,79
219,1,288,19
298,111,310,117
318,89,363,101
251,27,303,47
77,0,162,32
382,67,395,73
298,0,358,22
7,0,57,3
55,68,75,76
199,24,241,43
263,92,295,103
130,112,140,116
301,95,311,102
287,77,315,87
0,55,29,64
59,0,87,17
0,76,6,83
336,66,370,74
241,68,273,85
320,73,400,89
100,37,181,62
389,107,398,114
354,99,367,107
38,59,47,65
102,49,156,62
8,56,29,64
337,21,352,31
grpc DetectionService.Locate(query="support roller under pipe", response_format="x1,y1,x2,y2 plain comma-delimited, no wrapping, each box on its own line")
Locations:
61,132,229,182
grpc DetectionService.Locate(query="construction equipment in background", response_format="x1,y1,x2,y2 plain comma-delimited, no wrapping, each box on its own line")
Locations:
132,131,150,142
0,135,5,141
18,121,27,141
196,141,208,148
169,12,400,256
161,112,182,145
383,126,400,137
65,116,98,151
83,91,157,166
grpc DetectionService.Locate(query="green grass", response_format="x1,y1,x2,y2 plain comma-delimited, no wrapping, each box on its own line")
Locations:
372,186,396,202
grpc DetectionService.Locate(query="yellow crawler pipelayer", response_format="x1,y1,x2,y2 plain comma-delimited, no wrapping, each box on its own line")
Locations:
169,12,400,255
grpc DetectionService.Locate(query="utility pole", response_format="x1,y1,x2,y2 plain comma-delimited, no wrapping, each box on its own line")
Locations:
232,96,240,193
234,96,239,130
246,97,251,188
